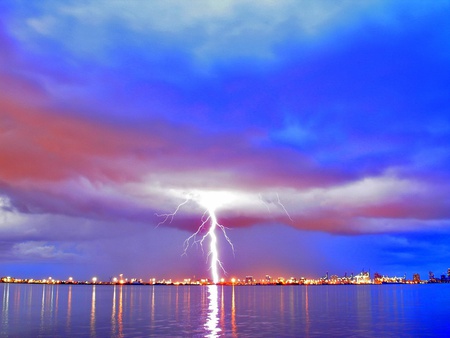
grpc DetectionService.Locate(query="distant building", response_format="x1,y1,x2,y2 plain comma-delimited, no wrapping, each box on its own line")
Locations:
245,276,254,285
429,271,436,283
288,277,298,284
413,273,421,283
374,272,382,284
354,271,371,284
277,277,285,284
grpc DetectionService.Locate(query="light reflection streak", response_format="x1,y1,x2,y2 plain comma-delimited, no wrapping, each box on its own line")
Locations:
200,286,207,327
118,286,123,336
12,285,20,318
185,286,191,324
27,286,33,321
280,286,285,323
90,285,96,336
1,284,10,336
111,286,116,336
40,285,46,335
67,285,72,333
50,285,54,319
220,286,225,332
231,285,237,337
151,285,155,325
205,285,221,338
289,287,295,330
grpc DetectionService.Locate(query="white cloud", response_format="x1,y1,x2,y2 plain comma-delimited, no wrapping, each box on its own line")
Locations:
0,195,14,224
12,241,75,260
18,0,382,62
0,195,11,209
315,175,422,207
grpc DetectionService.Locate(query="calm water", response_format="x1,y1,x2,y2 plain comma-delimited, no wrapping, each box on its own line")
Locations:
1,283,449,337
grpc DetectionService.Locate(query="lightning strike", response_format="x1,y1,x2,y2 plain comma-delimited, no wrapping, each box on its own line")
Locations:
155,197,191,227
157,193,234,284
276,193,293,222
207,207,220,283
260,193,293,222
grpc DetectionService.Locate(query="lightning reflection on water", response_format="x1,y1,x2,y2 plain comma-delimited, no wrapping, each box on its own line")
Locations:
205,285,221,338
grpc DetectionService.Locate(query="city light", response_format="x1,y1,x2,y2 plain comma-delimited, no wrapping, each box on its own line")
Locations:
2,268,450,286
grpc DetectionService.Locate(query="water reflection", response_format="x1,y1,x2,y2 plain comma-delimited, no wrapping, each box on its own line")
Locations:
175,286,179,321
27,286,33,320
231,285,236,336
66,285,72,332
90,285,96,336
12,284,20,319
119,285,124,336
111,286,116,335
110,285,124,337
184,285,190,324
305,286,310,336
1,284,447,336
220,286,225,332
151,285,155,325
40,285,46,334
205,285,221,337
1,283,9,335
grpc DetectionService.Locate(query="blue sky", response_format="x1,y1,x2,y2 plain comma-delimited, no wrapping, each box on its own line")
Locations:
1,0,450,281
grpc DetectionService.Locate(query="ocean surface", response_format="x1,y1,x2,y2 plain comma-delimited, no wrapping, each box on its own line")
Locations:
1,283,449,337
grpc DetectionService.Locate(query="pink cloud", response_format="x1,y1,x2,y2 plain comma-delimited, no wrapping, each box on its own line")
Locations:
1,48,448,236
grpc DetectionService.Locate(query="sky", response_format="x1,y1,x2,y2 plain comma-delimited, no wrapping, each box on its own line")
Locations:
1,0,450,281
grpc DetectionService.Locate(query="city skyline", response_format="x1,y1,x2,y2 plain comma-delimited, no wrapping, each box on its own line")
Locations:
1,1,450,281
3,265,450,285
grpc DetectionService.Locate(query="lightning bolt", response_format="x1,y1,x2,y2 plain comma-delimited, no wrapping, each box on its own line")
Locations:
276,193,293,222
154,197,191,228
208,207,220,284
157,195,234,284
260,193,293,222
157,191,290,283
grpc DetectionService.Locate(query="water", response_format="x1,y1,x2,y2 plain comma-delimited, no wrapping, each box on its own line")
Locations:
1,283,449,337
